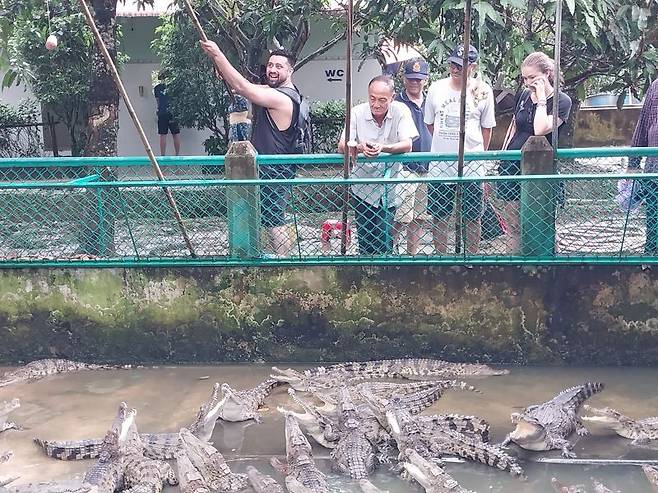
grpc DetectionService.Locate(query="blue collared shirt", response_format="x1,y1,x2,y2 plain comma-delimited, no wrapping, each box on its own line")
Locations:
395,90,432,173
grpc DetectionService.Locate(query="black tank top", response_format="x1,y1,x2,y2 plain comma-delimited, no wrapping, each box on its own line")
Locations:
250,87,300,155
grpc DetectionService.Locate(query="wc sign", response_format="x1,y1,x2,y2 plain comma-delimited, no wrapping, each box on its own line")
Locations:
325,68,344,82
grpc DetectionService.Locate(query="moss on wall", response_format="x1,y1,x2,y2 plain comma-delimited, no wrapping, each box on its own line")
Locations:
0,266,656,365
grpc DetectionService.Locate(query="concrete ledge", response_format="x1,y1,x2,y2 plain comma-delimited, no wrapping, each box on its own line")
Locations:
0,266,656,365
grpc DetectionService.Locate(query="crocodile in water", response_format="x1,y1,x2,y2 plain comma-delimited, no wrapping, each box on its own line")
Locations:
35,382,223,460
0,359,125,388
503,382,604,458
246,465,284,493
644,465,658,493
403,448,475,493
0,399,20,433
178,427,248,492
218,378,282,422
582,405,658,445
271,414,331,493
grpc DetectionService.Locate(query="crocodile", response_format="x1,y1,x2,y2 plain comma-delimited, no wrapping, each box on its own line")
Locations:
83,401,136,493
317,380,479,416
360,388,490,443
271,359,507,392
218,378,281,422
121,409,179,493
36,382,223,460
0,359,126,388
0,399,20,433
282,381,476,450
246,466,284,493
5,481,93,493
502,382,604,458
0,451,19,488
581,405,658,445
271,414,331,493
644,465,658,492
383,397,524,478
176,451,209,493
178,427,248,492
402,449,475,493
551,477,620,493
325,387,382,479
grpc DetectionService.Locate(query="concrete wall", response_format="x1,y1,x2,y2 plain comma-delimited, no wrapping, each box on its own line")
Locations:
0,266,657,365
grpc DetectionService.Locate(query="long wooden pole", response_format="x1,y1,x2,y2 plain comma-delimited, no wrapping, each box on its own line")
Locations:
455,0,473,255
78,0,196,257
183,0,235,104
340,0,354,256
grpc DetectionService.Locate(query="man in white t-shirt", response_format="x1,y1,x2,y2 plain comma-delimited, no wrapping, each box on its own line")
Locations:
338,75,419,254
424,44,496,254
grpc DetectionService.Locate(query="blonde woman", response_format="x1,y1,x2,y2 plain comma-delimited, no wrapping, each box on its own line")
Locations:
498,52,572,253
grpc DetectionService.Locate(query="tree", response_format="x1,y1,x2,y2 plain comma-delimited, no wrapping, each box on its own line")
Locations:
152,0,347,154
357,0,658,139
3,0,93,155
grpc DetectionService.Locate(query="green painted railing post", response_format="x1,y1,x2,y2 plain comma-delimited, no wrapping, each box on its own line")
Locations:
225,142,261,258
520,136,555,257
79,167,117,256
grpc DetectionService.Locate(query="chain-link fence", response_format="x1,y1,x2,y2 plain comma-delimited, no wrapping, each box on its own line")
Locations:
0,146,656,266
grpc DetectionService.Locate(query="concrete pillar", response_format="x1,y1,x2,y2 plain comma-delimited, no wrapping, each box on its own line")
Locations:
225,141,261,258
520,136,555,257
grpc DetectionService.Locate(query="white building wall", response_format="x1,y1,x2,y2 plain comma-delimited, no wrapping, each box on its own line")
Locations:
117,62,213,157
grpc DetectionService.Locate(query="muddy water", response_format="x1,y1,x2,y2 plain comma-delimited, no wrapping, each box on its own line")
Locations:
1,365,657,492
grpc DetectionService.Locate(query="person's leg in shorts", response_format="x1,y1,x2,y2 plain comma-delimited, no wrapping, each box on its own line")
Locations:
461,182,484,254
392,169,420,254
428,182,455,254
157,114,169,155
497,160,521,254
169,118,181,156
407,180,429,255
260,168,292,256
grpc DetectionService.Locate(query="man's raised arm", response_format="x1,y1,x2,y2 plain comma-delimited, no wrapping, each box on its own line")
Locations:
200,40,289,111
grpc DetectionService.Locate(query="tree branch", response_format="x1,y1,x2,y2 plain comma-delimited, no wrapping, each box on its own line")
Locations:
294,30,345,70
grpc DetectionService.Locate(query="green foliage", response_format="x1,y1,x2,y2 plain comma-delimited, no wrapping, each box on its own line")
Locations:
3,0,93,155
0,99,43,157
310,99,345,153
152,16,231,155
358,0,658,100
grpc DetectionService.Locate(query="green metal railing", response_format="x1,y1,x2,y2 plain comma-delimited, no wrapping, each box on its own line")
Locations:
0,145,656,267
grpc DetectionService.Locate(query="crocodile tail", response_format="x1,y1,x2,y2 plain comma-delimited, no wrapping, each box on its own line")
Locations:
566,382,605,410
438,432,525,478
33,437,103,460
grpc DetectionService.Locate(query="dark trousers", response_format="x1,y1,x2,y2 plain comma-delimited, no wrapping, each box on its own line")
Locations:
353,195,394,255
645,180,658,254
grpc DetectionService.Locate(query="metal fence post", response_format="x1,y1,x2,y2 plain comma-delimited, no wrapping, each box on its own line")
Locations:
520,136,555,257
225,141,261,258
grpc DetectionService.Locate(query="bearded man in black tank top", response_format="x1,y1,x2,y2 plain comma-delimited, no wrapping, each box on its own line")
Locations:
201,41,301,256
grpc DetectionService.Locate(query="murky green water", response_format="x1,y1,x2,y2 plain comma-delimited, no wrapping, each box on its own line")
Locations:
1,365,657,492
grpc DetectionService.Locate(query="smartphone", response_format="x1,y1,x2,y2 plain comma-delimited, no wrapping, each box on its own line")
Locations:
365,142,376,150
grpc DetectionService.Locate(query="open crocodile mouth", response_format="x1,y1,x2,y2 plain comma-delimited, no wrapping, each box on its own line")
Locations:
118,407,137,442
509,419,545,443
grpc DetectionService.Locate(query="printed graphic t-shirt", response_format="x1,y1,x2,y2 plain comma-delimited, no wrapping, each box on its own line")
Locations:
423,77,496,177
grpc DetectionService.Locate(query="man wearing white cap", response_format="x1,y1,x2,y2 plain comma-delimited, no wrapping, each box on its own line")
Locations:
424,44,496,254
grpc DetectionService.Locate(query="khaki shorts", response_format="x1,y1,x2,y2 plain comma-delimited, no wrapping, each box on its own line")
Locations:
394,170,430,223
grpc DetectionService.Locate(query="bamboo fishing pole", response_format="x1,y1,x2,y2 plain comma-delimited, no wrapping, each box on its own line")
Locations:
341,0,354,256
78,0,196,257
455,0,473,255
183,0,235,104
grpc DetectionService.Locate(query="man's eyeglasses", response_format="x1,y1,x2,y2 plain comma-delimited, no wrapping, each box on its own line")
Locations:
449,62,463,72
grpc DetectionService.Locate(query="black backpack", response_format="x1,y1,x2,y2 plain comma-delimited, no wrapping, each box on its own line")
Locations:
276,86,311,154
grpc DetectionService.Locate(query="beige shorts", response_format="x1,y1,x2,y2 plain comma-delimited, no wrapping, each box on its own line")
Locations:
394,170,430,223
